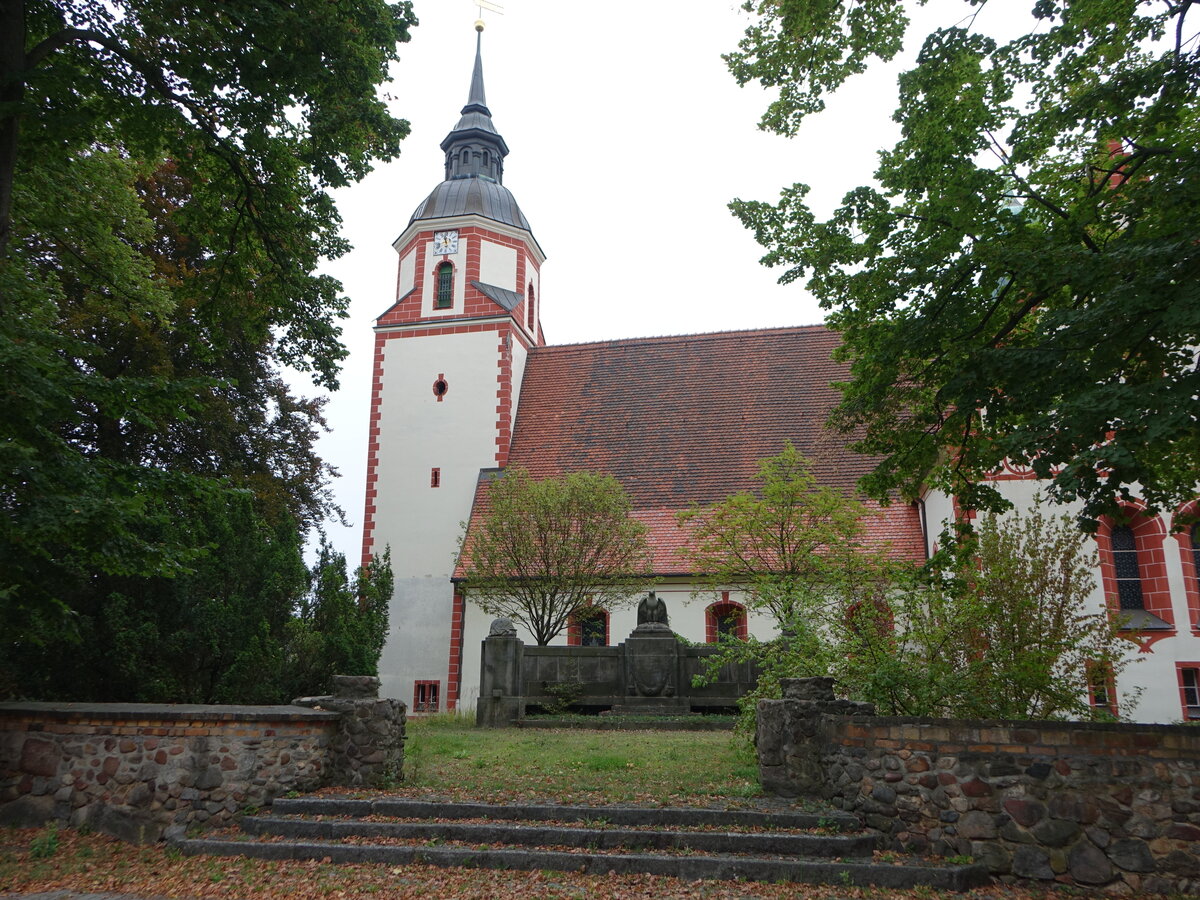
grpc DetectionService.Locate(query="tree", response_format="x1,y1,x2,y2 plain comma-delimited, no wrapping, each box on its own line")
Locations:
835,504,1137,720
678,443,893,632
0,1,416,666
726,0,1200,527
458,469,652,645
282,544,393,701
679,448,1135,724
677,444,899,728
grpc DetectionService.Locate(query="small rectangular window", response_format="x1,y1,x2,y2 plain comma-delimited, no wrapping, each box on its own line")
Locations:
1183,668,1200,718
414,680,440,714
430,467,440,488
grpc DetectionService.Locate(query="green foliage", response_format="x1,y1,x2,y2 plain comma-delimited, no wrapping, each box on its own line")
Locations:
459,469,652,645
679,442,895,629
837,505,1135,719
0,0,414,693
684,449,1134,722
28,822,58,860
727,0,1200,527
680,444,897,731
283,544,393,699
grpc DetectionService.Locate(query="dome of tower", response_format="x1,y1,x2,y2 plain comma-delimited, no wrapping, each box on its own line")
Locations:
409,177,531,231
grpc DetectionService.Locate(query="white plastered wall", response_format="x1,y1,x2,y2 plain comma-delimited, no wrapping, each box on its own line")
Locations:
924,480,1200,723
479,240,517,290
397,248,416,298
372,328,502,708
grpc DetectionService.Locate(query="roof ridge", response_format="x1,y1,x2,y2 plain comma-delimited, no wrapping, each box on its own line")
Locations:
533,323,832,352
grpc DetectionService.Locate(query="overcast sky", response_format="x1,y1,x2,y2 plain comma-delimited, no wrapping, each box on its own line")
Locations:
309,0,1020,564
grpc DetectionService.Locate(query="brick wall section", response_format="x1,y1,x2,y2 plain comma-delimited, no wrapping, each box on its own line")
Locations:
0,682,405,843
757,680,1200,895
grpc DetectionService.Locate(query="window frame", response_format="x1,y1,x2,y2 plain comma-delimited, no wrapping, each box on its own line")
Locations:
434,261,454,309
705,594,748,643
413,680,441,714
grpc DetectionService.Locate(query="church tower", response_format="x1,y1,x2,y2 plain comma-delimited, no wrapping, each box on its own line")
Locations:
362,26,545,712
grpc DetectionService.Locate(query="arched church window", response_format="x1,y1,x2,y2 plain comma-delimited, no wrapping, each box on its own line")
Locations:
526,283,535,331
1111,525,1144,610
483,149,490,168
461,148,470,166
705,599,747,642
435,262,453,309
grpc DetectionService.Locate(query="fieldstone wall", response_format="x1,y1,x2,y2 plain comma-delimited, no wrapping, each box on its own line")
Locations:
757,678,1200,895
0,677,405,843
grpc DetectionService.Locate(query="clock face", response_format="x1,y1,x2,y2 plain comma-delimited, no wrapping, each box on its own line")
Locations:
432,230,459,255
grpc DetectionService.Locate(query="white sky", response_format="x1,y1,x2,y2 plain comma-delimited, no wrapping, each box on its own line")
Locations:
310,0,1020,564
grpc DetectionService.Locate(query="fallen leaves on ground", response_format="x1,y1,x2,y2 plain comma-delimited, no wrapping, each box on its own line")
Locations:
0,827,1127,899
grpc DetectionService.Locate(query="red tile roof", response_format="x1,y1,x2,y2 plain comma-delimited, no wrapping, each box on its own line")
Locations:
455,326,927,578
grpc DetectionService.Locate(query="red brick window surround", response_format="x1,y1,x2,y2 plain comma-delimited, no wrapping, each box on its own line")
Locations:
705,594,748,643
1177,664,1200,721
413,680,440,714
430,467,440,488
1095,506,1174,631
567,606,609,647
1173,502,1200,630
435,262,454,309
526,283,535,332
432,374,449,401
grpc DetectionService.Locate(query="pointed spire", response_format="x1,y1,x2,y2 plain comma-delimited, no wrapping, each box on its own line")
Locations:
464,29,488,114
440,24,509,183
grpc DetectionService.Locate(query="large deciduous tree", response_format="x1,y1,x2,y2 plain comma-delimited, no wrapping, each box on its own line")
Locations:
458,470,652,646
727,0,1200,526
0,0,415,696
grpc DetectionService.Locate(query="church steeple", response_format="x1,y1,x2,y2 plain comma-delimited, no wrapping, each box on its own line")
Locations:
440,29,509,183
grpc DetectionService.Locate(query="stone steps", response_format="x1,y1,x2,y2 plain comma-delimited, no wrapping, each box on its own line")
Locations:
170,797,992,891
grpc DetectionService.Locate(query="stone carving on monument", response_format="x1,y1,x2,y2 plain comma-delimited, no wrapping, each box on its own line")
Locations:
617,592,683,711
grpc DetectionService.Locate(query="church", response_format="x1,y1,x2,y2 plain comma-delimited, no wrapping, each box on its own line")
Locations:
360,30,1200,724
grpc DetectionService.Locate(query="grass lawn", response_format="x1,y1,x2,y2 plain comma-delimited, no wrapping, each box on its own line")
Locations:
388,716,763,807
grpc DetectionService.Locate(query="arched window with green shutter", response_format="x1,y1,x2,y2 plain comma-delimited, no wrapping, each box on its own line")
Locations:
435,262,453,309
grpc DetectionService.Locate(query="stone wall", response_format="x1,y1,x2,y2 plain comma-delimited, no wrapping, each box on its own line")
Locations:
757,678,1200,895
0,677,405,842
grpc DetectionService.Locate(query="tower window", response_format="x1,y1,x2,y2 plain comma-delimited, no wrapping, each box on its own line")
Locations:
430,467,440,488
432,375,449,400
461,148,470,166
526,284,535,331
1111,525,1144,610
435,262,453,309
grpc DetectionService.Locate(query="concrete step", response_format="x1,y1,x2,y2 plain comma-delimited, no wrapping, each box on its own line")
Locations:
242,814,878,857
174,834,990,891
269,796,861,832
169,798,992,891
